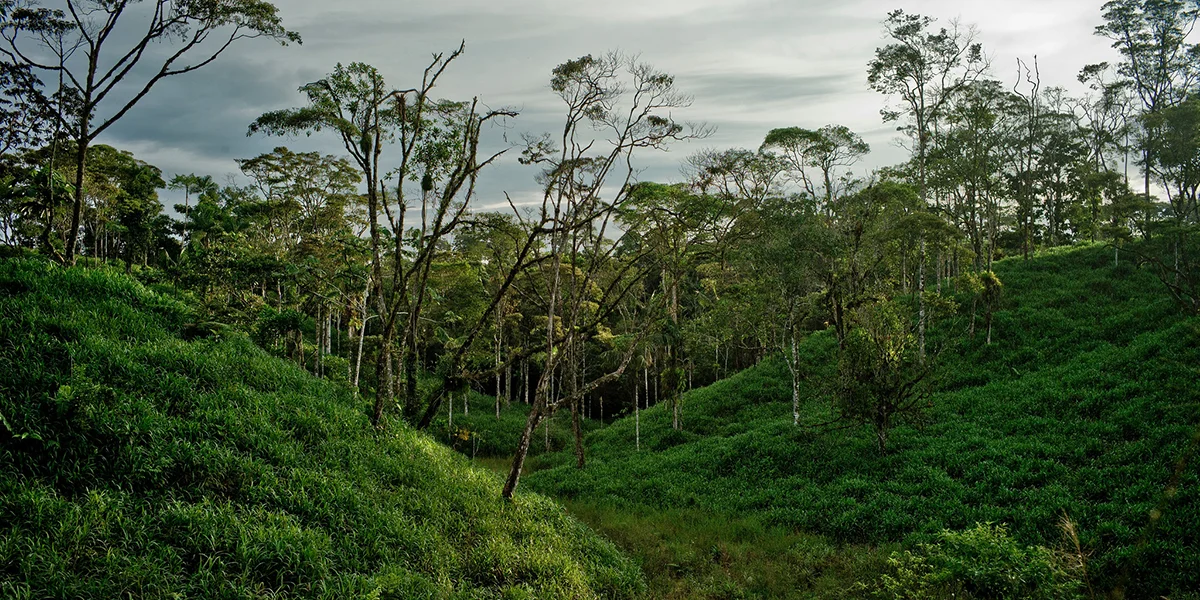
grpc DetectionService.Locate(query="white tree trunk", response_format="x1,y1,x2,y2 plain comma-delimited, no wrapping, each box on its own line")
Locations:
789,335,801,426
353,275,371,390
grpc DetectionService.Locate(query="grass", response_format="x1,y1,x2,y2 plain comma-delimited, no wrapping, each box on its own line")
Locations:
525,244,1200,598
562,501,895,600
0,257,644,599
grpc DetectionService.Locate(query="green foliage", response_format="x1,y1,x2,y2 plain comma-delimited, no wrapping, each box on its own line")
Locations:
868,523,1083,600
834,299,938,454
527,244,1200,597
0,257,642,598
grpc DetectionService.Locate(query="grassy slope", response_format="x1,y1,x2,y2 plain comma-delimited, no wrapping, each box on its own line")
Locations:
526,244,1200,597
0,258,642,599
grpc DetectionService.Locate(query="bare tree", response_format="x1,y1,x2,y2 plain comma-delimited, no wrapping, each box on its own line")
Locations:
499,52,708,499
252,48,515,428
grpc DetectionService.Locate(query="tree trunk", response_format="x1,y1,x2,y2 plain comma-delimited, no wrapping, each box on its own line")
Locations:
315,306,323,378
353,278,370,390
672,394,680,430
918,239,927,360
644,362,650,410
66,131,89,264
501,406,541,499
572,395,585,469
404,334,419,420
495,324,502,419
325,310,333,354
634,384,640,451
371,332,393,427
790,335,801,427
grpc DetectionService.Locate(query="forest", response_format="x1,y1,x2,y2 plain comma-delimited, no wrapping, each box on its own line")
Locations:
1,0,1198,598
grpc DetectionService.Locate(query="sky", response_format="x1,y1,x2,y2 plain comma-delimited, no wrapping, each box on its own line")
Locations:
78,0,1124,213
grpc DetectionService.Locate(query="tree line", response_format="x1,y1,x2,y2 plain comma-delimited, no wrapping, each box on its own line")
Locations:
2,0,1198,496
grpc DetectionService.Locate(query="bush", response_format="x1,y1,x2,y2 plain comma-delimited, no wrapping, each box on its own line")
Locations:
869,523,1083,600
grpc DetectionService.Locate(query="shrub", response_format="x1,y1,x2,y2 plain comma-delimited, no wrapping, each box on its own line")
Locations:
868,523,1083,600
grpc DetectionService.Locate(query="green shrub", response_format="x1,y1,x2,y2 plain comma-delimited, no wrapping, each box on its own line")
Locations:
869,523,1083,600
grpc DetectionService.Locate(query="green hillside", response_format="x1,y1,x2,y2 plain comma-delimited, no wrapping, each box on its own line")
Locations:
525,245,1200,597
0,257,643,599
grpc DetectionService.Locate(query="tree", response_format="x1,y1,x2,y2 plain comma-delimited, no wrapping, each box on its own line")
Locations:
868,9,987,357
748,196,822,425
168,173,217,244
1145,97,1200,222
2,0,299,263
933,79,1007,270
686,147,785,209
622,180,748,430
253,50,515,428
500,51,706,499
834,299,938,454
238,148,359,237
761,124,869,210
0,149,73,248
0,57,52,157
81,143,166,270
1094,0,1200,206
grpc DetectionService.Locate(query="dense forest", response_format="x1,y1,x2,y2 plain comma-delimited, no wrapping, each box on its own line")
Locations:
2,0,1199,598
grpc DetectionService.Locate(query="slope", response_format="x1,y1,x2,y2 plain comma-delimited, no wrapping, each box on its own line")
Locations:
0,257,643,599
525,244,1200,597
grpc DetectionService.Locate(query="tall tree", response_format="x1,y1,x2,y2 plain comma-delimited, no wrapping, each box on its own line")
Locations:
168,173,217,245
868,9,987,357
933,79,1006,270
0,56,52,157
1094,0,1200,206
500,51,706,499
252,50,513,427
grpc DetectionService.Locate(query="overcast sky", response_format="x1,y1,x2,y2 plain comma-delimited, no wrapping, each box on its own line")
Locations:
87,0,1123,212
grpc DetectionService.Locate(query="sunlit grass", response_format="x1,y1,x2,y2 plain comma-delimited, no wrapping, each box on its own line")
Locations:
0,256,644,598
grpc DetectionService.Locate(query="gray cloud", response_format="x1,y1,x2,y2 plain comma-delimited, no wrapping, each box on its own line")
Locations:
683,72,860,111
28,0,1125,210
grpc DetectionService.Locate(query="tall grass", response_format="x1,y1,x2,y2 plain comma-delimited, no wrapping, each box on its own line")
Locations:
0,257,643,599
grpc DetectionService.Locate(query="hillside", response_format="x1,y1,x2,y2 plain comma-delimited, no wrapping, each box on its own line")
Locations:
0,257,643,599
525,244,1200,597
